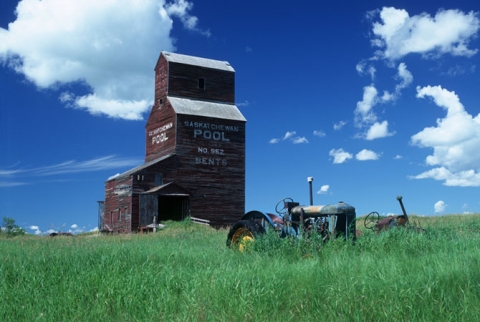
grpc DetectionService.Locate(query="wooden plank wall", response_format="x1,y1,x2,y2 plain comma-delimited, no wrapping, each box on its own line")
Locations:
144,102,176,163
168,62,235,103
175,114,245,226
103,176,133,233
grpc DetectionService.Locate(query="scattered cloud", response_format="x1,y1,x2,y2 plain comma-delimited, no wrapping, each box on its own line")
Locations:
443,63,476,76
0,181,27,188
355,85,378,125
434,200,446,213
394,155,402,160
369,7,480,61
410,85,480,186
270,131,308,144
394,62,414,93
27,225,42,235
283,132,296,140
23,224,97,235
313,130,326,137
462,203,471,214
356,149,381,161
0,0,207,120
354,63,411,140
317,185,330,194
365,121,395,140
0,155,142,187
356,59,376,80
333,121,347,130
329,149,353,164
236,100,250,107
292,137,309,144
165,0,210,37
355,6,480,147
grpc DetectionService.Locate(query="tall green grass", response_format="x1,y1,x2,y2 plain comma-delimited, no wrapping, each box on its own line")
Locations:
1,216,480,321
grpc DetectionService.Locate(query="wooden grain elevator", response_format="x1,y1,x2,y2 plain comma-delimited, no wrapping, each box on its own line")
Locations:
100,52,246,232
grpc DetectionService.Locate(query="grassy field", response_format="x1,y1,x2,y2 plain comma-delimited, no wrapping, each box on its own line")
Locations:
1,215,480,321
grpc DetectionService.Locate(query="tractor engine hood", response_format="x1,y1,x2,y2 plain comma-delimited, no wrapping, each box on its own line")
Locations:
291,201,355,218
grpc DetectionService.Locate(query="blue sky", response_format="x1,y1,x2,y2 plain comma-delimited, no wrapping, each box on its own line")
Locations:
1,0,480,235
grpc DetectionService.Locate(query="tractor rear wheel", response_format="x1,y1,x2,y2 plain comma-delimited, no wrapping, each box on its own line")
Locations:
226,220,266,251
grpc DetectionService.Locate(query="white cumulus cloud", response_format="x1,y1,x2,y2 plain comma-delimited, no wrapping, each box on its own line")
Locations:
329,149,353,164
0,0,206,120
318,185,330,194
434,200,446,213
411,86,480,186
365,121,395,140
356,149,380,161
370,7,480,61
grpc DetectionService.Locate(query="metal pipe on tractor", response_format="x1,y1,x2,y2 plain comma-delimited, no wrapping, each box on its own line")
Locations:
308,177,314,206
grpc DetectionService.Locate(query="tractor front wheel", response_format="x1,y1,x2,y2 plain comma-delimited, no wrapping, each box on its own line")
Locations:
226,220,266,251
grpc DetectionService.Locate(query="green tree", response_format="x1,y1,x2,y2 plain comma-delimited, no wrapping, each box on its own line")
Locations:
2,217,26,237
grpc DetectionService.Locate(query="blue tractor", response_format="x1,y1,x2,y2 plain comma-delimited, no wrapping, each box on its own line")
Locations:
226,197,357,250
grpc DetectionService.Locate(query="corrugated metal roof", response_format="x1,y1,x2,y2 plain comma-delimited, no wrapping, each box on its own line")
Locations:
168,97,246,122
107,153,176,181
162,51,235,72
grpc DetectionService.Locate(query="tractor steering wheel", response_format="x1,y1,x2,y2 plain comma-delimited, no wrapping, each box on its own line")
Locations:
275,197,294,215
364,211,380,230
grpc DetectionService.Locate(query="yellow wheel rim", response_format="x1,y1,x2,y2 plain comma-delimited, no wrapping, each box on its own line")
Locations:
238,236,254,252
231,227,254,252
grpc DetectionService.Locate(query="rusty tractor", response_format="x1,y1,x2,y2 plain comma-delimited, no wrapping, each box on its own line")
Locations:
226,197,357,250
364,196,426,233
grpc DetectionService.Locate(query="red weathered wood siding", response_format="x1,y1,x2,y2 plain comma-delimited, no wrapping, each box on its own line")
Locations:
104,176,133,233
167,62,234,103
144,101,176,163
154,57,168,103
174,114,245,226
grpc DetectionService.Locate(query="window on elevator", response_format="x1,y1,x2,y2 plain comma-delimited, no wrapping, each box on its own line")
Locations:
155,173,163,186
198,77,205,90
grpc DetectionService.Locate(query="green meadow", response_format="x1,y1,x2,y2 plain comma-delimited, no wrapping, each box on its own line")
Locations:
1,215,480,321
